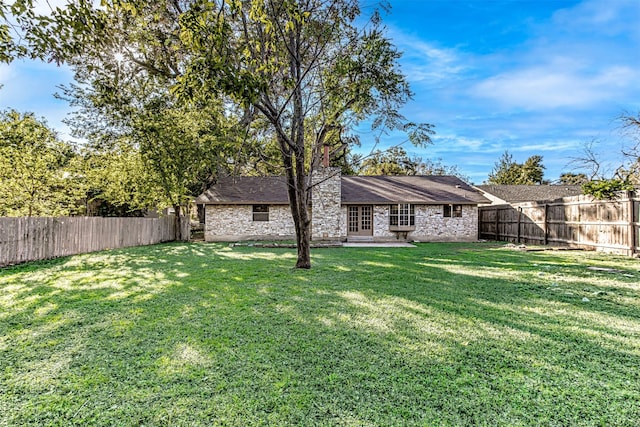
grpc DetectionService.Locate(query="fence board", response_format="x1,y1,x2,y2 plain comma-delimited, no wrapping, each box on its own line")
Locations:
479,192,639,256
0,215,189,267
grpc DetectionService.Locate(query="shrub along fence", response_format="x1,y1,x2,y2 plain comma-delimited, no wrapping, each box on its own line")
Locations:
0,216,190,267
479,192,640,256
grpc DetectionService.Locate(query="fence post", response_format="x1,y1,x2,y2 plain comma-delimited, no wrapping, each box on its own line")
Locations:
494,207,499,241
543,204,549,246
630,191,637,256
517,207,522,244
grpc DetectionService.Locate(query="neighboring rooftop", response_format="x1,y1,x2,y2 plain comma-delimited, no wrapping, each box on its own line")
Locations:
475,184,583,204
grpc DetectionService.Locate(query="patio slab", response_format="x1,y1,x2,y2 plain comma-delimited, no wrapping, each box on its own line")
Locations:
342,242,416,248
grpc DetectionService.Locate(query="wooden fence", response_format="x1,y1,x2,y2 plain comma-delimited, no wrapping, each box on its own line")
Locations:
0,216,190,267
479,192,640,256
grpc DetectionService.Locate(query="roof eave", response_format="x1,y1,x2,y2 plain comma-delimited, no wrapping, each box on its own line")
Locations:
197,201,291,205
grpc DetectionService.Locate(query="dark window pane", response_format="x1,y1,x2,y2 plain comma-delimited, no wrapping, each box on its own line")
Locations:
253,205,269,221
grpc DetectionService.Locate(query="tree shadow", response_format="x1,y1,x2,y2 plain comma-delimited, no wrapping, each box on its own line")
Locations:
1,242,639,425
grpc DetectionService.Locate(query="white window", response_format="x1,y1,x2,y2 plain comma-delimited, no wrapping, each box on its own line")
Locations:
389,204,415,227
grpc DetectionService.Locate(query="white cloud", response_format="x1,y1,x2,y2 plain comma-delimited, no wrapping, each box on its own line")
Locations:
473,64,637,110
433,134,485,152
390,30,468,85
467,0,640,111
380,0,640,182
514,140,582,153
551,0,640,39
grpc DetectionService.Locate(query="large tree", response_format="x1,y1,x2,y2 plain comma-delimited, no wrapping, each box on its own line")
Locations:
33,1,248,237
356,147,467,180
619,112,640,185
0,109,84,216
413,156,470,182
80,141,159,216
486,151,546,185
61,74,242,237
359,147,419,176
2,0,432,268
558,172,588,185
188,0,432,267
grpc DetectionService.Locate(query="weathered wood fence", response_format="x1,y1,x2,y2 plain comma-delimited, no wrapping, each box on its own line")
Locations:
0,216,190,267
479,192,640,256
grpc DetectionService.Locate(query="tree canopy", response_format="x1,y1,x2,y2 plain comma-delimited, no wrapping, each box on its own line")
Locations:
559,172,588,185
2,0,433,268
357,146,468,181
359,147,419,176
0,109,83,216
486,151,546,185
570,113,639,199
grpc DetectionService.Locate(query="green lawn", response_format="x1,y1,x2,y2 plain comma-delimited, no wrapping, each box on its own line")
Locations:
1,242,639,426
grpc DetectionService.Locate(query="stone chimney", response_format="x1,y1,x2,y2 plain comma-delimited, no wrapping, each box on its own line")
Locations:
311,148,342,241
322,144,330,168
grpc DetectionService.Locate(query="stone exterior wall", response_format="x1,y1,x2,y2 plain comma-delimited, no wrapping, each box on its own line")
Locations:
339,206,348,237
413,204,479,241
372,205,394,239
204,204,295,241
311,167,342,240
370,204,479,242
203,181,480,242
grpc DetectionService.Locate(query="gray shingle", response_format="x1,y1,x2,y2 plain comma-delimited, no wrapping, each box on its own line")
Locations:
195,176,290,204
341,176,488,204
476,185,583,203
196,175,489,205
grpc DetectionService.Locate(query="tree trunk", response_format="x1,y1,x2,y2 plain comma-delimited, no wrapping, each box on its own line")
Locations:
295,214,311,268
256,17,312,269
291,27,311,270
294,158,311,268
293,159,312,269
278,133,312,269
173,204,183,241
282,156,312,269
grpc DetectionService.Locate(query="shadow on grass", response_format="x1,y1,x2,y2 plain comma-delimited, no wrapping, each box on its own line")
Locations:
1,242,639,426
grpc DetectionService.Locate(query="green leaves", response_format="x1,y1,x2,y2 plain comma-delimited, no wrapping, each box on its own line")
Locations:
81,140,157,215
359,147,418,176
581,179,634,200
0,110,84,216
1,0,110,64
2,0,433,266
487,151,547,185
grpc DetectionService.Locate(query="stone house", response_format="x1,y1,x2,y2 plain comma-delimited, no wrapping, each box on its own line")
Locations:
195,168,489,242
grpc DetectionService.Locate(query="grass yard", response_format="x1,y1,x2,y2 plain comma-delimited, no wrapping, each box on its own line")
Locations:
1,242,639,426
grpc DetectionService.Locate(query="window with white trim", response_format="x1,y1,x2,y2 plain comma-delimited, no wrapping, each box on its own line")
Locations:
389,204,415,227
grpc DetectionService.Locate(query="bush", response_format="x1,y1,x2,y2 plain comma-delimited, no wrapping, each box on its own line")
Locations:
582,179,634,200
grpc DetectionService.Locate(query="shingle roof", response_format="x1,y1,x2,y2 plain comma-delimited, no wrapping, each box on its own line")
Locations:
196,175,489,205
475,185,583,203
195,176,290,204
341,175,488,204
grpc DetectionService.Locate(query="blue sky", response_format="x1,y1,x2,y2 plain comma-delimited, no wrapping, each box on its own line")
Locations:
1,0,639,184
